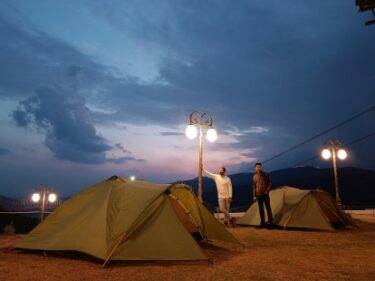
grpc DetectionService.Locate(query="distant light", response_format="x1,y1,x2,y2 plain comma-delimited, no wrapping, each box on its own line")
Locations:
185,125,198,139
48,193,57,203
321,149,331,160
206,128,218,142
337,149,347,160
130,176,136,181
31,193,40,203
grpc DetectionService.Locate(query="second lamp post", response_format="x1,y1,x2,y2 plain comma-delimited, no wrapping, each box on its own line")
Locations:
321,140,347,206
185,112,218,203
31,187,58,222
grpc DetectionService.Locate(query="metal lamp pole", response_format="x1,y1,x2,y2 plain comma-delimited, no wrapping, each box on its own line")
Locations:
186,112,217,203
321,140,347,206
198,125,204,202
330,146,342,206
31,187,58,222
40,189,47,222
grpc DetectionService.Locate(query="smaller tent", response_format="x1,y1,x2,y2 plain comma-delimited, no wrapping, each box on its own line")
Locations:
237,186,356,231
16,176,240,264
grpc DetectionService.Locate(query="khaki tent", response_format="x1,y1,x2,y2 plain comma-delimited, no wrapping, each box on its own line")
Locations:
237,186,356,231
17,176,239,263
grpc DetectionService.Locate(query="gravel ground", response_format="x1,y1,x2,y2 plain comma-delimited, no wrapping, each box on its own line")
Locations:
0,214,374,281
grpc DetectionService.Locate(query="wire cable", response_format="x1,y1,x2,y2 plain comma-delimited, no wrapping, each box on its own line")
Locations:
291,131,375,168
238,105,375,173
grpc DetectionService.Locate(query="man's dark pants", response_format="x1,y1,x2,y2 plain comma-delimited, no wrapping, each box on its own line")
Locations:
256,194,273,225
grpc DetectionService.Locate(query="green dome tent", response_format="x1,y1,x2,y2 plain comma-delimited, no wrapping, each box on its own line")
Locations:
16,176,240,265
237,186,356,231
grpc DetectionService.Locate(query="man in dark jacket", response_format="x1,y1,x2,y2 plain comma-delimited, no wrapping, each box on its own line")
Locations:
252,162,274,228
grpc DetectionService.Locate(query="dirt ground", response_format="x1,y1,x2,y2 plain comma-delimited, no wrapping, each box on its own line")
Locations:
1,214,374,281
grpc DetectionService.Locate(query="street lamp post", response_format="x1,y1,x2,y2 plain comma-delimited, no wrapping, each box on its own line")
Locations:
321,140,347,206
185,112,218,203
31,187,58,222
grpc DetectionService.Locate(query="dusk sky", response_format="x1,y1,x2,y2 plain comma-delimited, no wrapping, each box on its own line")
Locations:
0,1,374,198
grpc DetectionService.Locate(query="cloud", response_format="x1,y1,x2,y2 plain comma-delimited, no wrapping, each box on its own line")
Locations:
244,127,269,134
1,0,375,172
0,4,191,128
223,126,269,137
108,156,146,164
0,147,11,156
86,0,375,134
115,143,129,153
11,86,113,164
0,6,99,99
159,132,184,136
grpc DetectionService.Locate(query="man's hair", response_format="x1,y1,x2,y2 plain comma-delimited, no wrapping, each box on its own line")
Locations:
221,166,226,172
254,162,262,167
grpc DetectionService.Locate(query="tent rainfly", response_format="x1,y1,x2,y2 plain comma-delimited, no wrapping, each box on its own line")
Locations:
237,186,357,231
16,176,240,265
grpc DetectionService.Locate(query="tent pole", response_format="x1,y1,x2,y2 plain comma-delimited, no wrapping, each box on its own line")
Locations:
102,233,128,267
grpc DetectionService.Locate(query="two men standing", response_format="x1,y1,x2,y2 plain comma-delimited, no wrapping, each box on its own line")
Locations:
253,162,274,228
203,162,273,229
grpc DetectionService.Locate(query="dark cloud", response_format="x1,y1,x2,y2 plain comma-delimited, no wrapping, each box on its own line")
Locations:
87,0,375,131
0,5,123,101
0,147,11,156
11,86,112,164
0,4,190,128
115,143,129,153
87,0,375,171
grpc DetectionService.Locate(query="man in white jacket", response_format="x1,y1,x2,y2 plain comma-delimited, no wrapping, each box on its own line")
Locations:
203,166,235,227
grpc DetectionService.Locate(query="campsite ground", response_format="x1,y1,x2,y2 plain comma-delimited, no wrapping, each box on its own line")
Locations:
0,214,374,281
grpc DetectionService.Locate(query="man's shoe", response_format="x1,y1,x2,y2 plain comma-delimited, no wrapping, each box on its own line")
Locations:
266,223,275,229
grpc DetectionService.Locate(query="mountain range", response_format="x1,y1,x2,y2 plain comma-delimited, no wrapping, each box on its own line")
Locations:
0,166,374,213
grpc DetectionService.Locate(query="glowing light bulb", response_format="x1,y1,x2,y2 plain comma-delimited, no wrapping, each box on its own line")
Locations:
206,128,218,142
337,149,347,160
31,193,41,203
321,149,331,160
185,125,198,139
48,193,57,203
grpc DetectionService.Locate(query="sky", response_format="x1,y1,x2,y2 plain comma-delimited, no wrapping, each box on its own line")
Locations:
0,0,374,198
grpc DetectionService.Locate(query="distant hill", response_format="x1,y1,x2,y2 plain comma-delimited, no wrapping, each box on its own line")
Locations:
0,196,38,234
0,166,374,226
182,166,375,211
0,195,21,211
